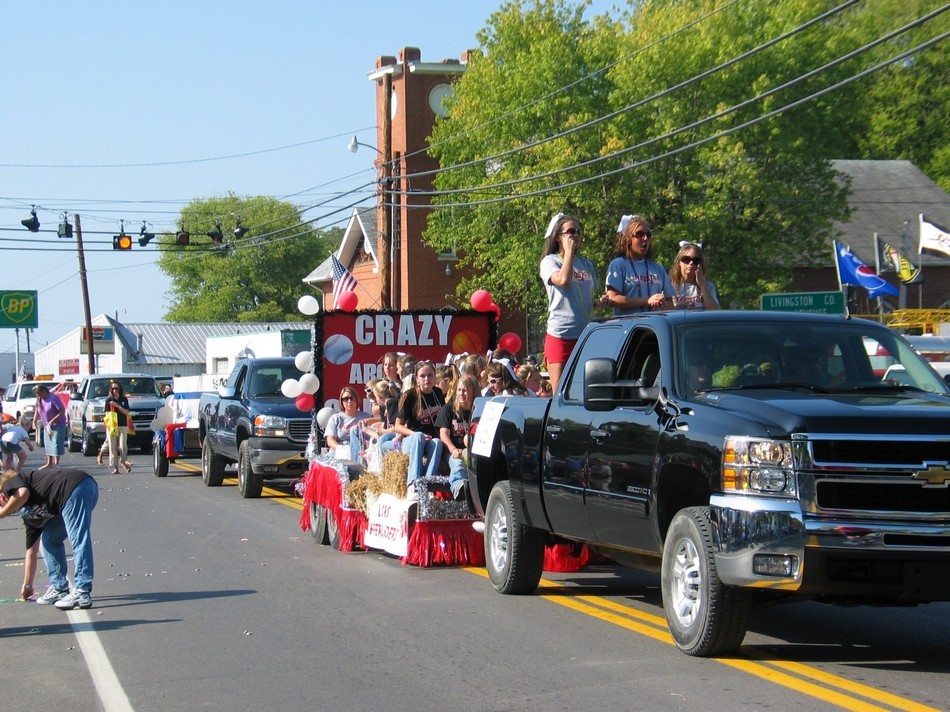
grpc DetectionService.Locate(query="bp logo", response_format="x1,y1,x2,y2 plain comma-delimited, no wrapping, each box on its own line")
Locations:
0,291,37,327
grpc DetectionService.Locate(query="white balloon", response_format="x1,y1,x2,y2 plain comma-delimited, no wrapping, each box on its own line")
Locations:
299,373,320,395
297,294,321,316
323,398,341,412
294,350,313,372
280,378,303,398
316,406,335,430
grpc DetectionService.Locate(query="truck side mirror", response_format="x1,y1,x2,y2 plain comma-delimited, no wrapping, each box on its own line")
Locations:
71,392,83,401
585,358,618,411
218,386,238,399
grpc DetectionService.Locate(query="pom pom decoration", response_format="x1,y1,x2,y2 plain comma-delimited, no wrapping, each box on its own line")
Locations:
498,332,522,354
299,373,320,395
294,350,313,372
281,378,303,398
470,289,493,311
489,302,502,321
337,291,358,311
296,393,315,412
316,406,336,430
297,294,321,316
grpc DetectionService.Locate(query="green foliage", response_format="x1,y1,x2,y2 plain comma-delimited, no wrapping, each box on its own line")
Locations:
423,0,946,316
157,194,332,322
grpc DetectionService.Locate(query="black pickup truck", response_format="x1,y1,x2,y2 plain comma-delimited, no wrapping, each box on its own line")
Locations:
199,357,311,498
469,310,950,656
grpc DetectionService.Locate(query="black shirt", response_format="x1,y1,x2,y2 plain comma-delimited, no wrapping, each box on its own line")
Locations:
105,395,130,427
435,403,473,450
396,388,445,438
3,469,94,547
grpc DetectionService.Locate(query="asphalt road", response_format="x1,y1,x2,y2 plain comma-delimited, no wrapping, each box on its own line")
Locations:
2,447,948,711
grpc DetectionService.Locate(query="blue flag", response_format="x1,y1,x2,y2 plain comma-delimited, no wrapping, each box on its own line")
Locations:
834,241,898,299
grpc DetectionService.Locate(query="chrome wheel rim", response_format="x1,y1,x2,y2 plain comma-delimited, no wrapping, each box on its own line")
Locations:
487,500,509,573
669,537,702,628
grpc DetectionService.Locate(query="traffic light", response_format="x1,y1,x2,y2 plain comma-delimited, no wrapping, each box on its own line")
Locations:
207,222,223,244
57,213,73,238
138,221,155,247
113,232,132,250
21,207,40,232
176,231,190,246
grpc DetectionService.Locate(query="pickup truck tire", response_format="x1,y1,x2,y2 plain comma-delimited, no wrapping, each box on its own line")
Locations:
81,426,96,457
237,440,263,498
202,439,226,487
326,507,342,550
68,430,81,452
153,443,169,478
309,503,330,545
485,480,544,594
661,506,751,657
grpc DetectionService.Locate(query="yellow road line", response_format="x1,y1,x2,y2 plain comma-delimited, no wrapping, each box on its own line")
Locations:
171,462,303,509
463,567,937,712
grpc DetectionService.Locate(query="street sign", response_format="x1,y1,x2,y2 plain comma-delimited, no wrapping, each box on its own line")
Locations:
760,291,846,315
0,290,38,328
80,326,116,354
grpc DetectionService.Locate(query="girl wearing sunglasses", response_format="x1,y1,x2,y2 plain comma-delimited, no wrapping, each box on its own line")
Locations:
325,387,371,461
670,243,720,311
601,214,674,316
540,212,598,392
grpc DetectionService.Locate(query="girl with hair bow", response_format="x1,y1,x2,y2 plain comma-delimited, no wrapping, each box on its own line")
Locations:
600,214,675,315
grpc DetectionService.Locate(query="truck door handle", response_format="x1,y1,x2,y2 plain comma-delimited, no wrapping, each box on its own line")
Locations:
590,429,609,440
546,425,563,440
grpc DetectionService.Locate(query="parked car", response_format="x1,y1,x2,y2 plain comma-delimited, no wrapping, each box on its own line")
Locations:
2,379,60,432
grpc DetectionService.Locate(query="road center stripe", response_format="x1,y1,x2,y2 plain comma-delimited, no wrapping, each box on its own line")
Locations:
68,609,134,712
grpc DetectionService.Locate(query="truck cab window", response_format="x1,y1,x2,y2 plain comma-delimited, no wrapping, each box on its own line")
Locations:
562,326,624,401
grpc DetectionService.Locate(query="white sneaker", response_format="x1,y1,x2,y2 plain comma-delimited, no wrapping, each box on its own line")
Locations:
36,587,69,605
54,589,93,610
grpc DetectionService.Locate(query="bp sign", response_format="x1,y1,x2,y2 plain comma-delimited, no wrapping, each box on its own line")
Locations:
0,291,38,328
760,291,846,315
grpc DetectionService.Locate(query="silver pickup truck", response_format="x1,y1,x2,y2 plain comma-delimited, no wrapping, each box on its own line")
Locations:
67,373,163,455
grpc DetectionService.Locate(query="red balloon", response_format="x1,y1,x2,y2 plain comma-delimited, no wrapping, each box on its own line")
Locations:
470,289,493,311
337,291,358,311
489,302,501,321
499,332,522,354
295,393,315,412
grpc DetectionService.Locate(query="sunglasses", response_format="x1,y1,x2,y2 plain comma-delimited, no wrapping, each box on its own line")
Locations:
110,387,120,392
633,230,653,239
680,256,702,265
341,396,355,402
559,228,581,236
488,377,502,385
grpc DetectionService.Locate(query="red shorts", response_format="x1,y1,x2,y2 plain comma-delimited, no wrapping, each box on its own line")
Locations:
545,334,577,366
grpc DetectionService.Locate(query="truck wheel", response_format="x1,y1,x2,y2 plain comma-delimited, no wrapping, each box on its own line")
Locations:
81,426,96,457
67,429,81,452
326,507,341,550
153,443,169,478
485,480,544,594
661,506,751,657
237,440,263,499
310,503,329,545
201,438,225,487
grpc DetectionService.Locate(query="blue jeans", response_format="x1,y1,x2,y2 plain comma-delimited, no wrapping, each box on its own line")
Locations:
402,433,444,483
447,453,468,495
41,476,99,593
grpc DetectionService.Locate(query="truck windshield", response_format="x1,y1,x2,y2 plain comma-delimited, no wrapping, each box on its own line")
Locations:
676,321,950,397
248,364,305,398
109,378,158,396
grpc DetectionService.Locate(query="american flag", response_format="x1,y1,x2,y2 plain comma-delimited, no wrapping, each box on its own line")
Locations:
331,254,358,308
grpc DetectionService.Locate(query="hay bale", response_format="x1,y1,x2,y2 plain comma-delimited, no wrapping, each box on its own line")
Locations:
381,451,409,498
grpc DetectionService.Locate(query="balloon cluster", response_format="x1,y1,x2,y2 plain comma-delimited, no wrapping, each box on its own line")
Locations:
470,290,521,355
287,294,324,412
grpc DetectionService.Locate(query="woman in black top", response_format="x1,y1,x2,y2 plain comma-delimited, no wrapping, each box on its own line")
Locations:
436,375,477,500
104,382,133,474
394,361,445,483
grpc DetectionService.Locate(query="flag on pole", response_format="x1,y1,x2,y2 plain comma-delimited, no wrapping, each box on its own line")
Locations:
918,214,950,260
834,241,899,298
330,254,358,309
882,243,923,284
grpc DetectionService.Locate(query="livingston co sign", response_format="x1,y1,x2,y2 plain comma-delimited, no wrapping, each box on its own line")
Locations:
760,291,846,315
0,291,38,329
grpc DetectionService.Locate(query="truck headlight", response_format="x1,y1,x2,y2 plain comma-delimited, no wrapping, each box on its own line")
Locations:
89,405,104,422
722,437,797,497
254,414,287,437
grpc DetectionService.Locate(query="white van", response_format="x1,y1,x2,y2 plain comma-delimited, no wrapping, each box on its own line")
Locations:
2,380,61,431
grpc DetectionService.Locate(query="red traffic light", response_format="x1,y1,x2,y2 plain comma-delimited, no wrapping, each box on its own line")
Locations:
176,231,191,246
113,233,132,250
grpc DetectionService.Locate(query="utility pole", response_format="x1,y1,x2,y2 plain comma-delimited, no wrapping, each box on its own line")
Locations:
379,71,393,310
74,214,96,375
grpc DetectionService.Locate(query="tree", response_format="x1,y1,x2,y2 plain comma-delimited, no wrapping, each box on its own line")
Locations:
424,0,944,314
158,194,333,322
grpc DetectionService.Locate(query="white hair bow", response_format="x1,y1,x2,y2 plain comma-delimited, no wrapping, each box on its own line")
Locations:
617,214,641,234
679,240,704,249
544,212,566,240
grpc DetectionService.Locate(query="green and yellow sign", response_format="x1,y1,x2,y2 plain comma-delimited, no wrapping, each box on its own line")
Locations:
0,291,38,328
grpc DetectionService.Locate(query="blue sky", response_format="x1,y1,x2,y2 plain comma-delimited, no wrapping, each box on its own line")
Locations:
0,1,620,356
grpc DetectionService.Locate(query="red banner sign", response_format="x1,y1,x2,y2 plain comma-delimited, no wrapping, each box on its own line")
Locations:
59,358,80,375
315,310,495,405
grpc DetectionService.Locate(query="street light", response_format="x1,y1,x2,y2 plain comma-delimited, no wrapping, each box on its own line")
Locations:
348,135,383,155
